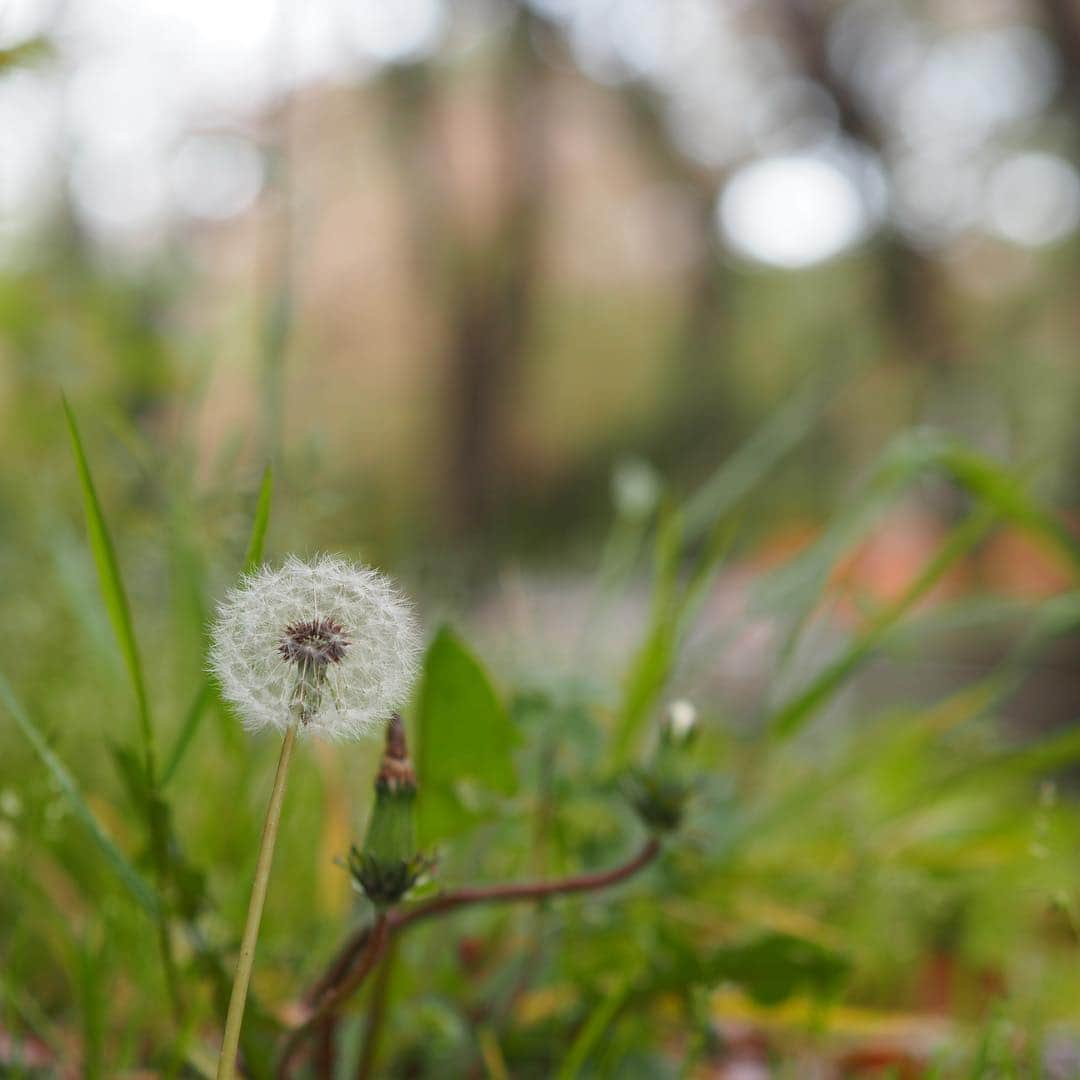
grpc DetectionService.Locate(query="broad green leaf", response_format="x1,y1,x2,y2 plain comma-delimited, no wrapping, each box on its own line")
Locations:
0,672,162,919
62,396,154,772
415,626,517,845
161,466,272,786
706,931,850,1006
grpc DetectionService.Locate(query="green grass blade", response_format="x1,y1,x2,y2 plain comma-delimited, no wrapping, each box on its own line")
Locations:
160,681,215,787
161,466,272,787
759,432,1078,730
681,370,840,543
610,506,683,767
555,976,634,1080
242,465,274,572
611,515,737,767
62,396,154,773
0,672,162,919
768,507,995,740
937,443,1080,577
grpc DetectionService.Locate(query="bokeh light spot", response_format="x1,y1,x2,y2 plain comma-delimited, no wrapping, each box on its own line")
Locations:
984,152,1080,248
170,133,263,221
717,153,872,268
344,0,445,65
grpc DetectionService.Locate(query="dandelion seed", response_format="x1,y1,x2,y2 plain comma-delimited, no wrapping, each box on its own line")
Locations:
209,554,421,741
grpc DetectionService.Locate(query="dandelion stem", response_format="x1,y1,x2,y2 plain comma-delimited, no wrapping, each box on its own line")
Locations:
217,720,299,1080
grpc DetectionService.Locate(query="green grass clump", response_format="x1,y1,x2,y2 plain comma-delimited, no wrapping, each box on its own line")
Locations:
2,389,1080,1078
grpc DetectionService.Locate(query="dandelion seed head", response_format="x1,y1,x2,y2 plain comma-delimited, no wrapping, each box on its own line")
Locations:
209,554,421,741
277,616,351,668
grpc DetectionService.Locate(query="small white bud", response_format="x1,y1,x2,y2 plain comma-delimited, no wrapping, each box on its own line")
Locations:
612,458,661,519
0,789,22,818
666,699,698,741
209,554,422,741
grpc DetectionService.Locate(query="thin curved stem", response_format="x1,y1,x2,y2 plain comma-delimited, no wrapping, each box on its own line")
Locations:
277,912,390,1076
290,835,662,1063
357,936,397,1080
397,836,661,930
217,721,298,1080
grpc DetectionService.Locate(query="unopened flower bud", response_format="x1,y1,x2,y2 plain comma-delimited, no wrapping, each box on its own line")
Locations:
665,699,698,743
622,704,701,832
349,714,430,907
612,458,661,520
620,769,690,832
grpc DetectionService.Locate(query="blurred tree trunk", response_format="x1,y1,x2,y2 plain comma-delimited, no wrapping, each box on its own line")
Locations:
374,12,549,538
1040,0,1080,107
445,12,549,535
774,0,959,390
1035,0,1080,508
618,87,739,466
380,14,548,537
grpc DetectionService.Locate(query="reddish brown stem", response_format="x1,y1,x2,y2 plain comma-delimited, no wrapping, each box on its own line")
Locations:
356,937,397,1080
395,836,661,931
288,835,661,1069
277,913,390,1077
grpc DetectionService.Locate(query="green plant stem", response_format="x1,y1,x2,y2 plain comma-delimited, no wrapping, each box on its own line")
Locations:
555,975,634,1080
217,721,299,1080
157,915,184,1027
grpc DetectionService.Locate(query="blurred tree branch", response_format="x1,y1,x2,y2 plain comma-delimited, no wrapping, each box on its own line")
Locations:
772,0,960,389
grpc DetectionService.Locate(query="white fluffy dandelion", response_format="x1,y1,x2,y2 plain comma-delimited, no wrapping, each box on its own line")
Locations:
209,554,421,741
213,554,422,1079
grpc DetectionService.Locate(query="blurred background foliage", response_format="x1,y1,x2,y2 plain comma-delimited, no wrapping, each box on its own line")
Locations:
4,0,1080,1075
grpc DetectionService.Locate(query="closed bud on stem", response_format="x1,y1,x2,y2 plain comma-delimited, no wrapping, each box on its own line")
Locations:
620,700,701,833
349,713,431,908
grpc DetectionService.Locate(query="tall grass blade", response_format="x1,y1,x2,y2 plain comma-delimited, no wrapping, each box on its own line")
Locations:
936,442,1080,576
161,466,273,787
768,507,996,739
610,506,683,767
611,514,737,766
681,370,840,543
242,465,274,572
0,672,161,918
555,976,634,1079
161,681,215,787
761,432,1080,731
62,395,154,773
